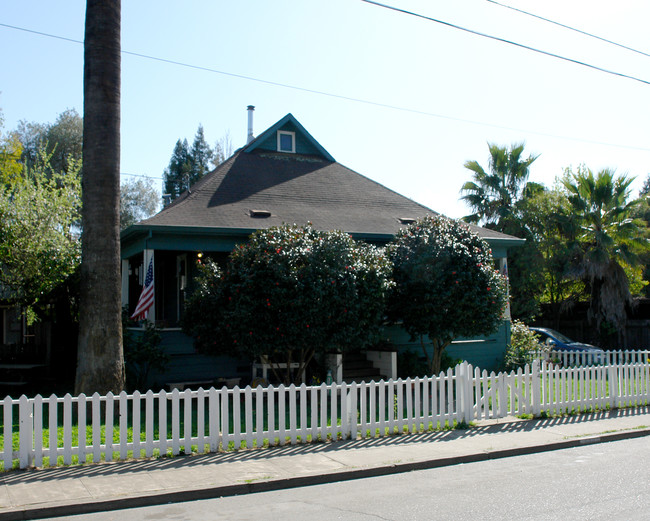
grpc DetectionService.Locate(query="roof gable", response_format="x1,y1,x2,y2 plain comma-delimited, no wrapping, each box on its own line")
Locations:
243,113,335,161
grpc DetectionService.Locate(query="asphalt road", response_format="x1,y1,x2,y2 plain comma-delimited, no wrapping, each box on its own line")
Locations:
58,437,650,521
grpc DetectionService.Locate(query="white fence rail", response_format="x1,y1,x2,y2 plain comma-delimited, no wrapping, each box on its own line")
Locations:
2,353,650,471
534,349,650,367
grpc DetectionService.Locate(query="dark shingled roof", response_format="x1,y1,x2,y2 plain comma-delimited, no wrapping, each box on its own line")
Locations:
138,114,518,243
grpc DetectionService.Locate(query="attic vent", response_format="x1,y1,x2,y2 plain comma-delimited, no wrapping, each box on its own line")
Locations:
398,217,417,225
249,209,272,218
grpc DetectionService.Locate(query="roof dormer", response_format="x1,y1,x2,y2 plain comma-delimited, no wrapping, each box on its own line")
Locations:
243,113,335,162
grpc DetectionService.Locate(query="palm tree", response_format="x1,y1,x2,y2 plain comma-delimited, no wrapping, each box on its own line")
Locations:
461,143,539,229
75,0,125,394
461,143,541,320
563,167,649,342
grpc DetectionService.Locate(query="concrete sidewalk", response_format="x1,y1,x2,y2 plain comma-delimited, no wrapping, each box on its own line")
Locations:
1,407,650,520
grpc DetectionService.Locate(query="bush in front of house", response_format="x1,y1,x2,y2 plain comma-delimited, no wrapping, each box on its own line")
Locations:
122,309,169,392
387,215,508,375
182,224,393,384
503,320,544,371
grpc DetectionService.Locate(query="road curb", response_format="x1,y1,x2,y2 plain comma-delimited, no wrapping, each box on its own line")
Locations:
3,426,650,520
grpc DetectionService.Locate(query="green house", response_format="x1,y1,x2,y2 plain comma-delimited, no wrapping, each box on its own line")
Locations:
121,112,522,388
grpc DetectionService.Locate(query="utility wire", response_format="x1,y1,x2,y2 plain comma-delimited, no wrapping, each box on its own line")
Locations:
361,0,650,86
1,21,649,153
120,172,163,181
485,0,650,59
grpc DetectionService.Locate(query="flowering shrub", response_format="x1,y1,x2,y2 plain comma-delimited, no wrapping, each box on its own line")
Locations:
503,320,545,371
387,215,508,374
183,224,393,384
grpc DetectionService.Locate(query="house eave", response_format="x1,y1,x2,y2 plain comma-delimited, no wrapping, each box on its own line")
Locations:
121,223,524,259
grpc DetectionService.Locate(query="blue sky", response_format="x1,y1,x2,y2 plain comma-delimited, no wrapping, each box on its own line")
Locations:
1,0,649,218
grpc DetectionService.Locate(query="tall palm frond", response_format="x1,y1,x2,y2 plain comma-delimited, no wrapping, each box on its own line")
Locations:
562,167,650,334
461,143,539,228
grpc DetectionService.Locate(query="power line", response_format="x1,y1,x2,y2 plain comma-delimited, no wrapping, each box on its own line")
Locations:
1,21,649,154
361,0,650,86
485,0,650,59
120,172,162,181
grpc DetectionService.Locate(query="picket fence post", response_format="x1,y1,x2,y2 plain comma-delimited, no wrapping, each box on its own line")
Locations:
456,363,473,424
608,365,619,409
3,397,13,470
532,360,541,416
19,395,33,468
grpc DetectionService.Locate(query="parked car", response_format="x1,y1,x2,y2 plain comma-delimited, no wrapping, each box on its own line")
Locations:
529,327,605,364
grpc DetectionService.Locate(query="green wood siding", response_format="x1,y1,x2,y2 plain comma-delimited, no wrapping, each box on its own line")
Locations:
144,318,510,390
131,329,247,390
385,320,510,372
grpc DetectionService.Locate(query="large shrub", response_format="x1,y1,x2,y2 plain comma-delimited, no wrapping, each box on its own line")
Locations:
503,320,544,371
388,215,508,375
183,224,393,384
122,309,169,392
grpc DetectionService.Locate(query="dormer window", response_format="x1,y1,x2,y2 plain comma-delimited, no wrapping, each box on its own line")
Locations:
277,131,296,153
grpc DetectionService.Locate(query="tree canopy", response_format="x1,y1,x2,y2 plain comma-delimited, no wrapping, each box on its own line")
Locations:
12,108,83,175
162,138,191,201
562,166,649,340
387,215,508,374
461,143,542,321
0,148,81,317
163,125,216,201
183,224,393,384
517,184,583,320
120,176,159,230
0,110,23,185
461,142,539,227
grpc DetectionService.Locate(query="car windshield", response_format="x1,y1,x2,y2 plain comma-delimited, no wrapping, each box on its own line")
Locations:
545,329,573,343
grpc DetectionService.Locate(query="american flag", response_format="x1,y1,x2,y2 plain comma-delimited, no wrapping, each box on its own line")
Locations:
131,257,154,320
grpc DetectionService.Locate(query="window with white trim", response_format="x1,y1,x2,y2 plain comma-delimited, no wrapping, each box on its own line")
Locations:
277,131,296,153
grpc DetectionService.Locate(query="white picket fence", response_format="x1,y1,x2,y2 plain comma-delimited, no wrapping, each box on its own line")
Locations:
2,353,650,471
534,349,650,367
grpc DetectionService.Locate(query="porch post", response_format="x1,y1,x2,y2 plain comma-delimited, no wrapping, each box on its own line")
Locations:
498,257,511,320
121,259,129,308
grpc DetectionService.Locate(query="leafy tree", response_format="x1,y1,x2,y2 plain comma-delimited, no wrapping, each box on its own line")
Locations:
11,119,46,171
12,108,83,174
183,224,393,384
633,177,650,297
120,177,159,230
162,138,191,201
461,143,542,321
0,110,23,185
387,215,508,375
562,166,650,343
0,148,81,317
518,185,584,323
44,109,83,174
76,0,125,394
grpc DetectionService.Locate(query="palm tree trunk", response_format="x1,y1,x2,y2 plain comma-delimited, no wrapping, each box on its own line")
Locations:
75,0,125,394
